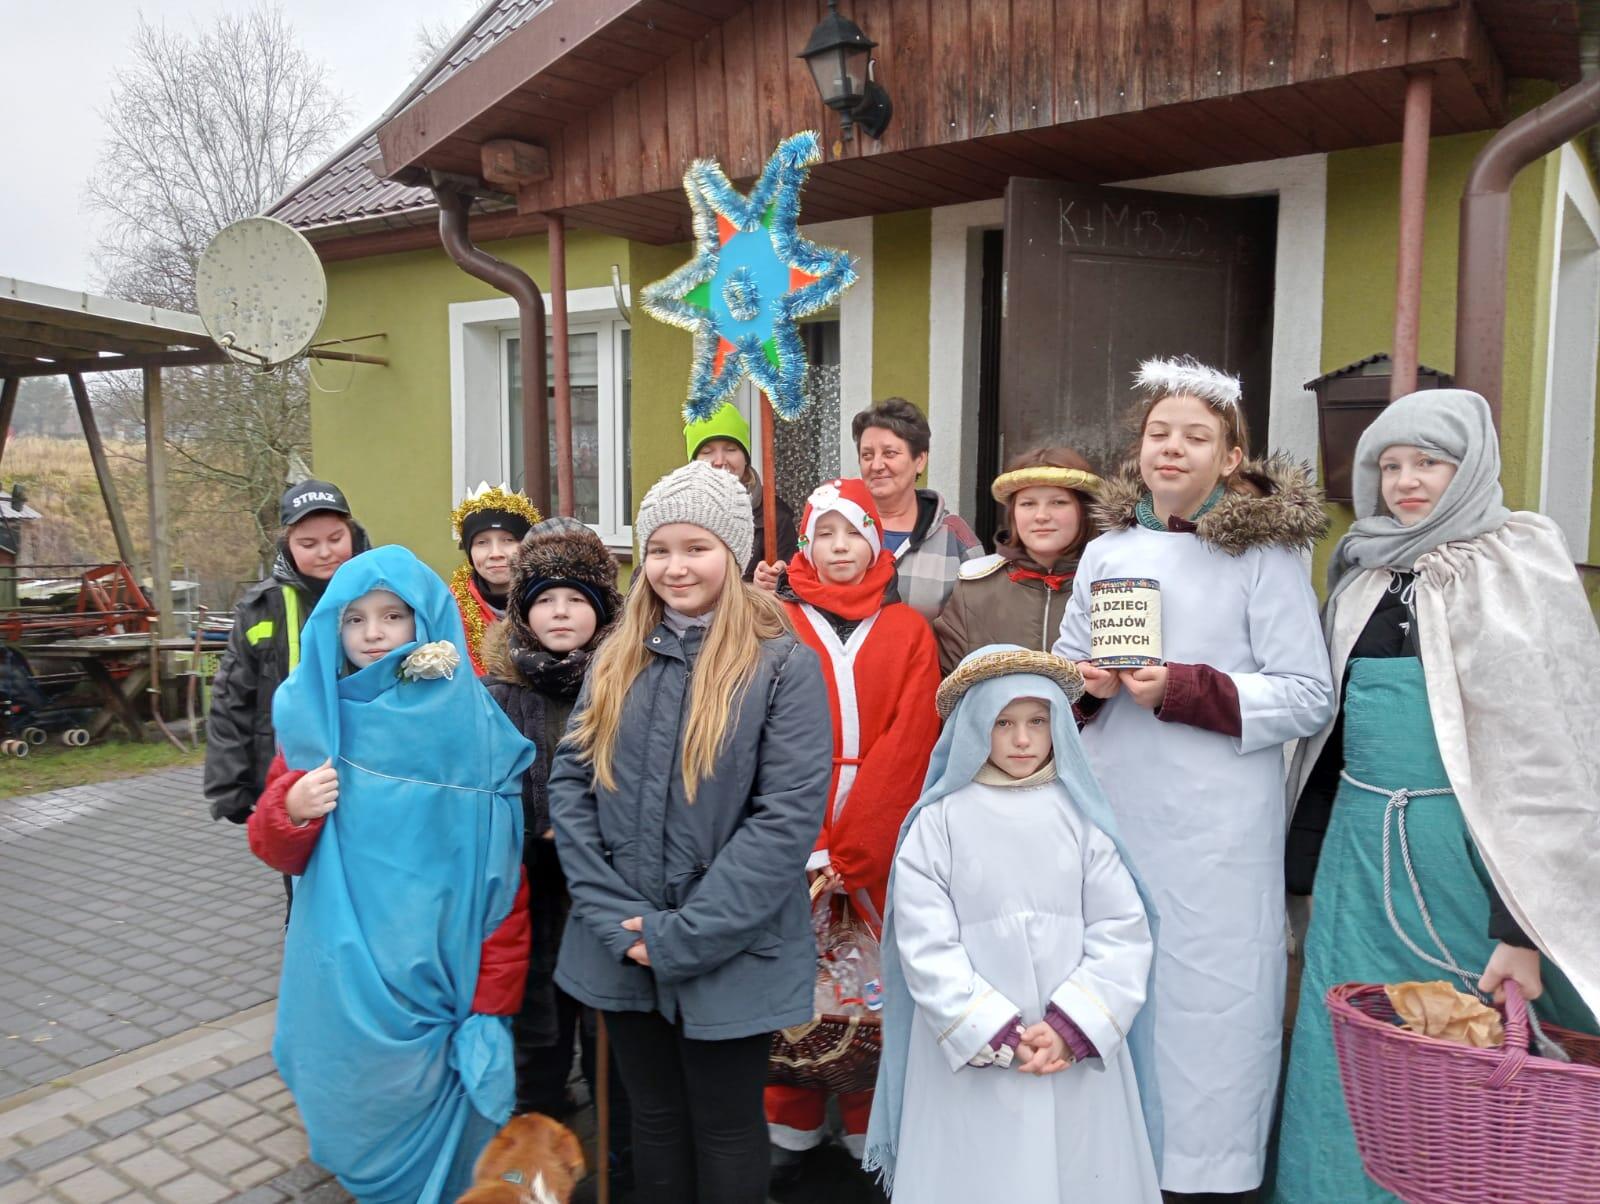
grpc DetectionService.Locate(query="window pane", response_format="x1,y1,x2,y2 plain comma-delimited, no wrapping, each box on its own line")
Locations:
505,332,603,526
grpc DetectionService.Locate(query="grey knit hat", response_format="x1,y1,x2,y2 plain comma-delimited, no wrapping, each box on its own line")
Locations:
634,461,755,571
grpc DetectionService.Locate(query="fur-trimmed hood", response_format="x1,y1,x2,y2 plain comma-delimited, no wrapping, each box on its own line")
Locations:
1092,455,1329,555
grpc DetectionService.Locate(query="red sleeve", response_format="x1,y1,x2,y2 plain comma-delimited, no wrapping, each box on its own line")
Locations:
829,613,943,918
1157,662,1242,737
247,752,324,875
472,869,531,1015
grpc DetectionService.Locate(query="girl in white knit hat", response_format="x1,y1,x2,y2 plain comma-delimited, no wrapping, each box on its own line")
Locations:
549,460,833,1204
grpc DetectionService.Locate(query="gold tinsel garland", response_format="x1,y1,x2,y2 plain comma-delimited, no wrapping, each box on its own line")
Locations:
449,563,493,671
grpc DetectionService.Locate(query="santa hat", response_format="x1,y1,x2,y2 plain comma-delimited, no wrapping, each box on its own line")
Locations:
799,478,882,562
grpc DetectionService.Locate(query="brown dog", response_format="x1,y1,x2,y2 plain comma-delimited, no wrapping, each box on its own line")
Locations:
455,1113,587,1204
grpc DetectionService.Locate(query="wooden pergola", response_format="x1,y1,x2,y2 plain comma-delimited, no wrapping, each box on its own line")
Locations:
0,276,231,630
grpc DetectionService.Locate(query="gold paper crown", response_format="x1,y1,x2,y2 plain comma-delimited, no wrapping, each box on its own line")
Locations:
450,481,543,543
990,466,1104,503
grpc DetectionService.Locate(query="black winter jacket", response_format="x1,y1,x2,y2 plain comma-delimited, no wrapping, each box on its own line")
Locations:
203,532,367,823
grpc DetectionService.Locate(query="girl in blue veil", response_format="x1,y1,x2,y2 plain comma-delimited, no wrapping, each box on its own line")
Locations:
863,645,1163,1201
248,545,535,1203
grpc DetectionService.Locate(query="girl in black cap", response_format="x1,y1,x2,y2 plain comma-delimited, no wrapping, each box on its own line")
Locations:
204,478,368,913
480,518,632,1181
450,482,542,674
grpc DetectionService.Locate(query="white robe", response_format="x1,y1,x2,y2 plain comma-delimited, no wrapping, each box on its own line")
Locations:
1053,527,1334,1192
891,778,1159,1204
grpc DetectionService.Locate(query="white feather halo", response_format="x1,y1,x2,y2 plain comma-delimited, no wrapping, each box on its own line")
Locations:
1134,355,1241,411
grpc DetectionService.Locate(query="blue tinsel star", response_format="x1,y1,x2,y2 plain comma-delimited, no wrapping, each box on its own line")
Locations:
640,131,856,422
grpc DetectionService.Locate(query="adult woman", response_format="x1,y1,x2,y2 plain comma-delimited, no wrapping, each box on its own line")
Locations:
686,402,799,581
1270,389,1600,1203
449,482,542,675
933,447,1102,673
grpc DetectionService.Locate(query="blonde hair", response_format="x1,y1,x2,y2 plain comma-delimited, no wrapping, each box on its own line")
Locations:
566,546,791,802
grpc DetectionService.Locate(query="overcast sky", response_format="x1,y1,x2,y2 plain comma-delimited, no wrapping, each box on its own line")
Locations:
0,0,480,293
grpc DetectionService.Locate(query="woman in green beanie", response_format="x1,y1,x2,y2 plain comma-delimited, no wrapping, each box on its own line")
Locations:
685,402,799,581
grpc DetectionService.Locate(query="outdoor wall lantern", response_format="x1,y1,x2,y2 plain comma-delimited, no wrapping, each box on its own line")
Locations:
798,0,893,141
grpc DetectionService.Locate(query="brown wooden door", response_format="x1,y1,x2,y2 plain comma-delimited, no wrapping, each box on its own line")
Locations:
997,179,1277,477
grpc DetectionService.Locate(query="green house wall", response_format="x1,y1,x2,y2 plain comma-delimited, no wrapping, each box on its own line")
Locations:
310,230,631,575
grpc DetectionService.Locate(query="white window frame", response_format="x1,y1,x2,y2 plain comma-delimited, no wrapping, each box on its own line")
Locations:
449,286,633,550
1538,143,1600,558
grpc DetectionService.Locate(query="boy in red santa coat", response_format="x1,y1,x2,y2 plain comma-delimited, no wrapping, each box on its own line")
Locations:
765,477,943,1182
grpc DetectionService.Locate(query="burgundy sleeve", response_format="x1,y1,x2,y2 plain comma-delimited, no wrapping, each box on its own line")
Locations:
473,870,532,1015
989,1013,1023,1056
246,753,324,876
1156,662,1242,737
1073,693,1106,727
1045,1003,1099,1063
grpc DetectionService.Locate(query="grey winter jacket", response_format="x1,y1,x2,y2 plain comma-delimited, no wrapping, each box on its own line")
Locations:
549,621,831,1039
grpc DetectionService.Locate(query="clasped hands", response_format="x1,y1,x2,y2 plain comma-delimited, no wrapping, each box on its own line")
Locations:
1008,1021,1074,1075
1078,662,1166,709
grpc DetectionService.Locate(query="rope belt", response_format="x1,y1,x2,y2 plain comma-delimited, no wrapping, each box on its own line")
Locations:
1339,770,1568,1061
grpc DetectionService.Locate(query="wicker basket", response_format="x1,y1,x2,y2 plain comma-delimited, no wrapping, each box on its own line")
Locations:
1327,980,1600,1203
767,880,883,1095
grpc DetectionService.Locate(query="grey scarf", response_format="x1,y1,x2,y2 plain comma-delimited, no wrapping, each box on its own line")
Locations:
1326,389,1510,605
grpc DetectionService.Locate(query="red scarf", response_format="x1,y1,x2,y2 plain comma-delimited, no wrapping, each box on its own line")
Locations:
1007,564,1075,591
784,548,899,620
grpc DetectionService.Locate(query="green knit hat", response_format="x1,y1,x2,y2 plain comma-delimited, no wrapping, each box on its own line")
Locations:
684,402,752,461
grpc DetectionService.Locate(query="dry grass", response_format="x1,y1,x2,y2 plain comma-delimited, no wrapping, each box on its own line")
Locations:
5,435,261,607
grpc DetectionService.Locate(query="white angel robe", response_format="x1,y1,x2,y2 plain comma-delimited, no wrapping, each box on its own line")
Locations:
1054,527,1333,1192
890,777,1160,1203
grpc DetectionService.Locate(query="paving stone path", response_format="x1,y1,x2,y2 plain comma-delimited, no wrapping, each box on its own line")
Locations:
0,767,284,1099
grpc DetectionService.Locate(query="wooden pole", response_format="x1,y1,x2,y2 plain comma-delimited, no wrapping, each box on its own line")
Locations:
548,213,576,518
143,367,173,636
68,373,138,570
596,1015,611,1204
760,393,779,563
0,377,17,469
1391,70,1433,400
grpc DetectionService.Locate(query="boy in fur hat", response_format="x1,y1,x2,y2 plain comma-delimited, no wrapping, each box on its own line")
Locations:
764,477,943,1182
480,518,630,1155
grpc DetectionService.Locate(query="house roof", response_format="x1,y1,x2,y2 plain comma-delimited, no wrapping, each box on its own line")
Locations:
267,0,549,239
275,0,1585,252
0,491,42,523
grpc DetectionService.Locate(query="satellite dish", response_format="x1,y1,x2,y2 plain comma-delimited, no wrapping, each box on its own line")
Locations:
196,216,327,367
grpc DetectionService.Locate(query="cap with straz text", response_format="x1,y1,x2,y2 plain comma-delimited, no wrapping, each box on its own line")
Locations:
279,479,352,527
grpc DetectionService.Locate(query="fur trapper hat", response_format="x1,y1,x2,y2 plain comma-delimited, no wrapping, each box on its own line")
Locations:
508,518,623,640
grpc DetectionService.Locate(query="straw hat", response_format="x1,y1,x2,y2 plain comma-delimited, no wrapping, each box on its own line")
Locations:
935,648,1086,718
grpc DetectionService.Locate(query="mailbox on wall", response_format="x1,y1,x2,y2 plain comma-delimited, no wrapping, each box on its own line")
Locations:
1305,354,1453,505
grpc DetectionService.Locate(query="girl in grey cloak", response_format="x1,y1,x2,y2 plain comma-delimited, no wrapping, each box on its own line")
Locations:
863,646,1162,1202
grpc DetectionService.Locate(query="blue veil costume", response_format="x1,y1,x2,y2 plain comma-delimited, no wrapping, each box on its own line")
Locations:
270,546,534,1204
862,644,1163,1190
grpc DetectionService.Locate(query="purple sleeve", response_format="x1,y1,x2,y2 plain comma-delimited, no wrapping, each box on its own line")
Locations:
1073,693,1105,727
1045,1003,1098,1062
1156,662,1242,737
989,1014,1023,1054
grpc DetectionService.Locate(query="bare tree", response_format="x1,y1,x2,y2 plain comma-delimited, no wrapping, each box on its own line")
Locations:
84,5,348,592
89,6,346,309
412,1,486,74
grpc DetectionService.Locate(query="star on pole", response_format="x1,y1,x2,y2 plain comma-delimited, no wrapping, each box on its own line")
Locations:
640,130,857,422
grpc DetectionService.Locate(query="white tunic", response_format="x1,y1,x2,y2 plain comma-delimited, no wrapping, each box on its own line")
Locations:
891,778,1160,1204
1053,526,1333,1192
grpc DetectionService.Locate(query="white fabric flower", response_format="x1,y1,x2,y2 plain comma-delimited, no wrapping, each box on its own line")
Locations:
400,640,460,682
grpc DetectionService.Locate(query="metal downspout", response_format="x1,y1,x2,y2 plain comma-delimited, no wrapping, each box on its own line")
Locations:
1455,76,1600,424
434,186,552,515
1392,70,1434,400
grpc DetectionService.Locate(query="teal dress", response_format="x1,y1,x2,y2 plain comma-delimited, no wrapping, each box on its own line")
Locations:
1269,656,1596,1204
